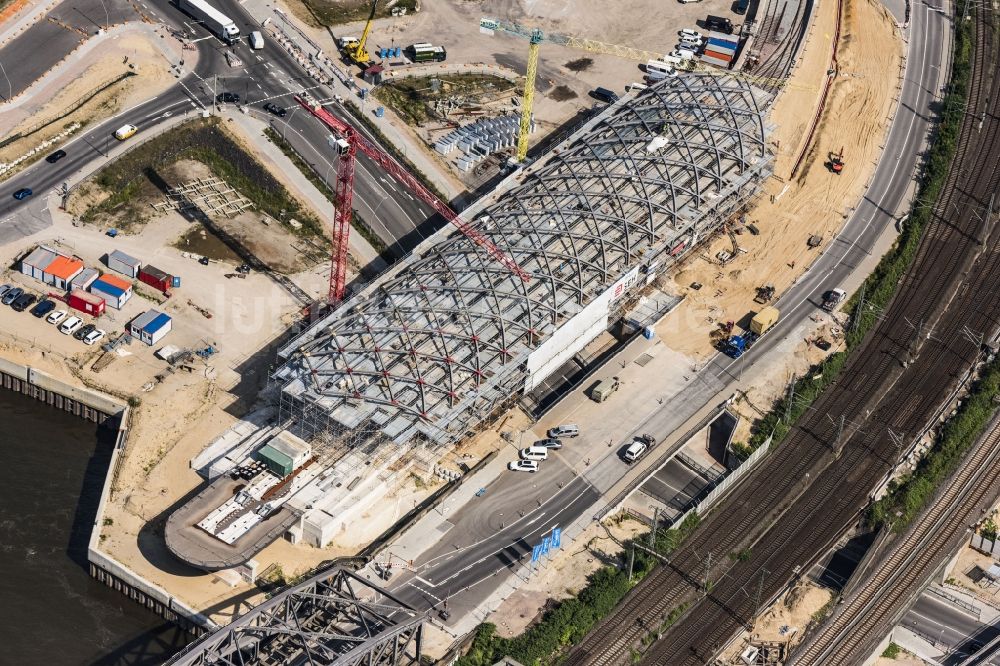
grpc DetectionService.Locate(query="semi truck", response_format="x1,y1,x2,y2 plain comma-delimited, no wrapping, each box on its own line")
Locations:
177,0,240,43
724,306,780,358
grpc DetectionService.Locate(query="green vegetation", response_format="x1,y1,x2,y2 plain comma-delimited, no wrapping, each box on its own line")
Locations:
373,74,516,126
342,100,450,203
981,516,998,541
882,642,901,659
731,16,974,462
868,356,1000,531
263,127,388,254
79,117,322,237
455,513,700,666
298,0,416,27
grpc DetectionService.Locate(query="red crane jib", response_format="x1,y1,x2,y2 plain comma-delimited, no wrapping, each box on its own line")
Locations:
295,97,531,303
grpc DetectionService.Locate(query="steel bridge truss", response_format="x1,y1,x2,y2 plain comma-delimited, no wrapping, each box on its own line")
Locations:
167,568,425,666
275,73,772,445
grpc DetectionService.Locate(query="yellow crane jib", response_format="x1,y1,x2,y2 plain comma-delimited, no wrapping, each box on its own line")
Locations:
349,0,380,65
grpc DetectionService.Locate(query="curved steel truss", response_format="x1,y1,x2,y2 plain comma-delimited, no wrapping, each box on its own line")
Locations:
277,73,772,444
166,568,424,666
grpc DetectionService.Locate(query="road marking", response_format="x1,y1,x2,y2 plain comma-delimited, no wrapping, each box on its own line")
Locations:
414,575,435,587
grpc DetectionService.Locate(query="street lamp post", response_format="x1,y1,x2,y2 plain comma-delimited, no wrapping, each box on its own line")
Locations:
0,59,12,101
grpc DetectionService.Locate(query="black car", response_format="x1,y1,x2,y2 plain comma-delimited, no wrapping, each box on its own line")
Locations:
30,299,56,318
262,102,287,118
592,87,619,104
12,188,32,200
74,323,96,341
11,293,36,312
2,287,23,305
217,92,241,104
45,149,67,163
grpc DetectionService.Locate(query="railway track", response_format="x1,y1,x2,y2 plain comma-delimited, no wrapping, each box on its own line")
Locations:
791,414,1000,664
566,5,1000,665
751,0,812,84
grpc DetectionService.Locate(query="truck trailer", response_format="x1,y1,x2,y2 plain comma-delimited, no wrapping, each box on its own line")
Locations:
724,307,780,358
177,0,240,43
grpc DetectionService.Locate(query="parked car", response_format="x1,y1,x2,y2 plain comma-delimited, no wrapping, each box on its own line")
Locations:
678,39,704,51
0,284,12,299
11,293,36,312
74,323,96,341
2,287,23,305
679,29,704,41
59,316,83,335
83,328,106,346
534,438,563,450
520,446,549,462
12,188,32,201
30,299,56,318
591,87,619,104
47,309,68,325
507,460,539,473
547,424,580,438
45,149,67,163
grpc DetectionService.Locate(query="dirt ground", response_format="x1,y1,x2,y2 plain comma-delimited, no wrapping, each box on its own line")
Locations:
0,28,178,178
717,582,833,664
659,0,902,358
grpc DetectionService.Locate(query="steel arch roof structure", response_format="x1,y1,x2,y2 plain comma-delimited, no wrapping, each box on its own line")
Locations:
166,568,425,666
277,73,772,444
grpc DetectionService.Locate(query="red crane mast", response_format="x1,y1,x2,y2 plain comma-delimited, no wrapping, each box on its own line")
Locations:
295,97,531,304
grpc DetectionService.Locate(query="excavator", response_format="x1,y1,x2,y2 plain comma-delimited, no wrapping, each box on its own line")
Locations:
828,146,845,175
343,0,379,66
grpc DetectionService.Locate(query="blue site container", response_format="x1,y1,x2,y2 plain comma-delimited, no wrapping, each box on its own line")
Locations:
171,276,181,288
379,47,387,58
359,88,368,99
394,46,401,57
375,106,385,117
643,327,655,340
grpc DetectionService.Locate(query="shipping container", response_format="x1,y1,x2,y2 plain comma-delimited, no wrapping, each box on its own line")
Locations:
91,274,133,310
708,37,738,52
68,289,105,317
129,309,172,345
107,249,141,277
703,49,734,62
138,265,173,293
750,306,780,335
700,54,733,68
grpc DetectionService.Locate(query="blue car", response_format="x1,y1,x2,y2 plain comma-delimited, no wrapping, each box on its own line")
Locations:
12,188,32,200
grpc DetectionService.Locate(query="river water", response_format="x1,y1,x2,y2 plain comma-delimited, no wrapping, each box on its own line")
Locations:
0,389,186,665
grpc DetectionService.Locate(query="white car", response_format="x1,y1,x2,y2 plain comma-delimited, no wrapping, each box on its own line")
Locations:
623,435,655,463
83,328,106,346
508,460,539,473
669,49,696,61
678,38,704,50
47,309,68,325
59,316,83,335
679,29,704,41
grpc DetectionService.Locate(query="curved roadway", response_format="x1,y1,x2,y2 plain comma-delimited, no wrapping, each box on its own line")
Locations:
0,0,432,249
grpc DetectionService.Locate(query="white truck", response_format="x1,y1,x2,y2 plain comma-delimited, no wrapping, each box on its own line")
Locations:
177,0,239,43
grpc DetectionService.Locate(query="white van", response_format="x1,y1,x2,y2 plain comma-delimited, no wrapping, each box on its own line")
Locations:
547,424,580,439
249,30,264,50
627,82,649,93
520,446,549,461
114,124,138,141
645,60,677,80
669,48,696,61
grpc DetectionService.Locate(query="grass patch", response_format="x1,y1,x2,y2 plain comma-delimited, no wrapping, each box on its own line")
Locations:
868,356,1000,531
77,117,322,238
455,513,700,666
373,74,517,127
882,642,901,659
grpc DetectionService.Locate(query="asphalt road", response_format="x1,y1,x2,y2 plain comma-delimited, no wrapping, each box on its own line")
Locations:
902,590,1000,665
380,0,950,633
0,0,432,250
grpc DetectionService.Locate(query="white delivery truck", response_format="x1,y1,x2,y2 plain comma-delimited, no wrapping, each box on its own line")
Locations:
249,30,264,50
177,0,240,43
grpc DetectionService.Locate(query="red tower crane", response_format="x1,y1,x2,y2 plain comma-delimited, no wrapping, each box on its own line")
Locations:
295,97,531,304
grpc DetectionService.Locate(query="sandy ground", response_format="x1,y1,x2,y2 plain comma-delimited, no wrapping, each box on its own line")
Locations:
717,582,833,663
0,26,180,176
659,0,902,358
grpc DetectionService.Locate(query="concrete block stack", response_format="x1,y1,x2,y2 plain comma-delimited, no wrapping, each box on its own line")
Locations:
433,113,534,171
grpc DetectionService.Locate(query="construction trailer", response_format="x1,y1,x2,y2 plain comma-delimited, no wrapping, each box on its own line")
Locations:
129,310,172,345
90,274,133,310
70,267,100,292
68,289,106,317
20,245,84,289
138,265,173,293
107,249,141,278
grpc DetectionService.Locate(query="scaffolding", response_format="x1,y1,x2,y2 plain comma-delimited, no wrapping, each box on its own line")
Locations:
273,73,773,448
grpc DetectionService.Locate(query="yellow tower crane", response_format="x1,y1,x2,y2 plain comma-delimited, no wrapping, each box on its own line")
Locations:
480,17,813,161
346,0,380,65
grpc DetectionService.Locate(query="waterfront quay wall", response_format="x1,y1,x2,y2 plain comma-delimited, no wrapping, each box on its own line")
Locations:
0,354,218,638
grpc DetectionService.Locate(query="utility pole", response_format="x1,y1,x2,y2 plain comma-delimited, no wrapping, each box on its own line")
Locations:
628,544,636,583
783,375,796,423
751,568,767,633
851,282,866,334
212,74,217,114
649,507,660,548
